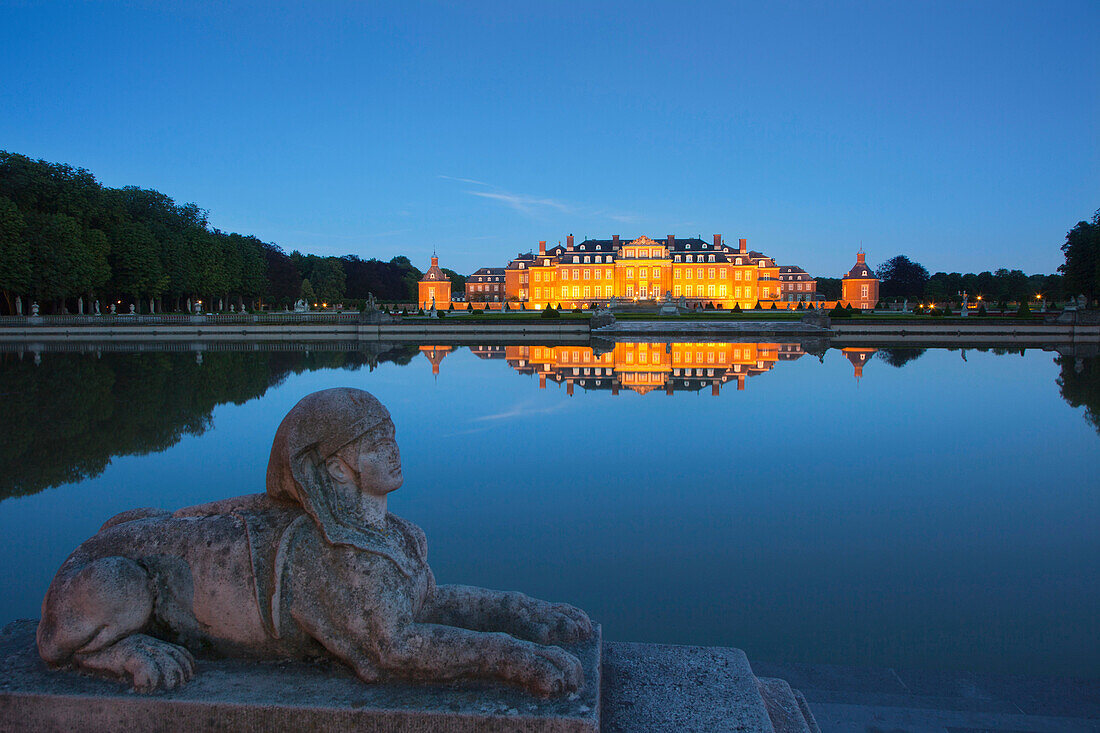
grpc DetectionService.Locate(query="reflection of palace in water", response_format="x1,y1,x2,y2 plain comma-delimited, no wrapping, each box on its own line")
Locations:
421,342,879,394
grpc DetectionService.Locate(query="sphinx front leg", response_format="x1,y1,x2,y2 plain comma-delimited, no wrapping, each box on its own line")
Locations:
377,622,585,696
420,584,593,645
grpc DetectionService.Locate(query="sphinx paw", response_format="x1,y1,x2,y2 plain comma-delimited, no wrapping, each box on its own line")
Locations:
527,645,584,697
78,634,196,693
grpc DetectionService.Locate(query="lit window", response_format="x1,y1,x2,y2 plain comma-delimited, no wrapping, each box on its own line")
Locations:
595,270,602,280
572,269,579,279
584,286,590,297
626,286,634,297
584,270,590,280
697,268,703,279
572,286,579,297
674,285,681,296
627,268,634,279
653,267,660,278
708,285,715,297
720,270,727,279
686,285,693,296
562,270,569,281
573,256,579,263
708,268,715,279
720,285,727,296
675,270,681,279
686,269,692,279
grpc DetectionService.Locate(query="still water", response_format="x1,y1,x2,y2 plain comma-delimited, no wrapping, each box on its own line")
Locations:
1,342,1098,678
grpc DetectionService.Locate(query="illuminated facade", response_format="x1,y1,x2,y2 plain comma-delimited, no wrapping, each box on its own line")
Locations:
480,234,782,309
841,252,879,309
418,256,451,309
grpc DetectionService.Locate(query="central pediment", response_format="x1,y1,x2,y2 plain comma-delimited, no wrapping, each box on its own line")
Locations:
629,236,661,247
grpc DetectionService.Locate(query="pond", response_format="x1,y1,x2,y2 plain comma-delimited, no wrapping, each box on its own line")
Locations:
1,341,1097,678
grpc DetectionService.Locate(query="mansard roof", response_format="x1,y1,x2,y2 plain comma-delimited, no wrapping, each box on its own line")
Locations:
420,263,449,282
469,267,505,281
844,262,876,279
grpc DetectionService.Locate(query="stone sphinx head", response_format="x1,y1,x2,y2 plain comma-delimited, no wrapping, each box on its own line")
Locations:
266,388,402,545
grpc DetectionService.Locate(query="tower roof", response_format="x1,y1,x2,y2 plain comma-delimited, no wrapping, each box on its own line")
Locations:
420,256,449,283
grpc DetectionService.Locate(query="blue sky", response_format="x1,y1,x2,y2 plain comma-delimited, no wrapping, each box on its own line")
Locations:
2,1,1097,277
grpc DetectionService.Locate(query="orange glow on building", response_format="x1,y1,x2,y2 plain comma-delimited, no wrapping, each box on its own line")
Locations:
418,256,452,309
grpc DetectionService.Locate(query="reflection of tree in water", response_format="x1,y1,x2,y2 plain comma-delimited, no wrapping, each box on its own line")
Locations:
876,348,928,368
0,346,419,501
1056,355,1100,435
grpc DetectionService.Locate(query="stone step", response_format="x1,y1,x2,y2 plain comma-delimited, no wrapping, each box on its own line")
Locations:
757,677,820,733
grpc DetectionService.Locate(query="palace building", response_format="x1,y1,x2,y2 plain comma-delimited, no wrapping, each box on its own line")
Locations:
476,234,784,309
418,256,451,309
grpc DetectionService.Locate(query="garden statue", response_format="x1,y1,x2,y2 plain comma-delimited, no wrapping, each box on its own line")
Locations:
37,389,592,697
129,304,136,315
94,300,101,315
31,301,39,316
109,304,116,315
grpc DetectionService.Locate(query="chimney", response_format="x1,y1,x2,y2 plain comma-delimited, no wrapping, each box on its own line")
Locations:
739,238,747,254
737,374,746,390
712,381,720,397
612,234,619,245
539,240,546,255
611,383,619,396
857,252,866,264
566,379,574,396
713,234,722,248
666,383,674,396
431,255,439,267
567,234,574,248
667,234,675,249
539,373,546,389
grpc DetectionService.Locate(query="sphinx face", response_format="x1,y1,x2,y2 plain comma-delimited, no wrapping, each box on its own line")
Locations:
356,420,403,496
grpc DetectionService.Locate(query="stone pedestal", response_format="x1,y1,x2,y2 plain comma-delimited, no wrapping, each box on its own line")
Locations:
0,620,601,733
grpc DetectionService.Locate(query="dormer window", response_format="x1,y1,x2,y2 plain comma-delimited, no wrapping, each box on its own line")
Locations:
686,244,691,249
519,263,524,269
708,255,715,262
584,256,590,263
573,256,579,263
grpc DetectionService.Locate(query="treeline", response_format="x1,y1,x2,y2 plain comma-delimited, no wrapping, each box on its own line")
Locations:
0,152,447,315
873,255,1067,305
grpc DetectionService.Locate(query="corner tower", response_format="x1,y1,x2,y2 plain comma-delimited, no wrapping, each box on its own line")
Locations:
841,251,879,310
418,255,451,309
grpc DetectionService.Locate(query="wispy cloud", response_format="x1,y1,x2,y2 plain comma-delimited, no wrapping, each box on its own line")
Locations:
437,175,492,187
439,175,637,224
466,190,573,216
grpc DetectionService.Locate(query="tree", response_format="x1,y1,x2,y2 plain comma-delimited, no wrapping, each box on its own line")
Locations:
876,255,929,299
0,195,31,313
816,277,841,300
312,257,346,303
300,278,316,304
1060,210,1099,305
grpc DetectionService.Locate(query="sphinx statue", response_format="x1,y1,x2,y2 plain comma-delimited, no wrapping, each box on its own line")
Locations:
37,389,592,696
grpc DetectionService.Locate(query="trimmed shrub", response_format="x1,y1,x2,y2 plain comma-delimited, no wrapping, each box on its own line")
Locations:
754,301,762,310
541,303,560,319
731,303,742,313
977,304,987,316
1016,300,1032,316
448,303,454,311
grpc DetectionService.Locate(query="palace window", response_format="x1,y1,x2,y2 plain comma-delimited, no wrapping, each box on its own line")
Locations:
720,285,727,297
686,285,693,296
584,256,590,263
572,269,579,279
675,255,681,262
709,255,715,262
736,258,742,265
544,259,550,266
674,285,681,297
562,287,568,297
685,269,692,279
686,244,691,249
708,285,715,297
686,255,693,263
674,270,681,279
696,268,703,279
626,286,634,297
735,287,742,298
573,256,579,263
746,271,753,280
720,270,727,278
653,268,660,278
572,286,579,298
595,270,602,280
606,268,612,278
735,271,742,280
861,284,869,297
627,268,634,279
584,270,590,280
708,268,715,279
561,270,568,281
584,286,590,297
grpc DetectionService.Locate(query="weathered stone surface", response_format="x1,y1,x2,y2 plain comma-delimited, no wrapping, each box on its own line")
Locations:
601,641,776,732
1,619,601,733
36,388,594,697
